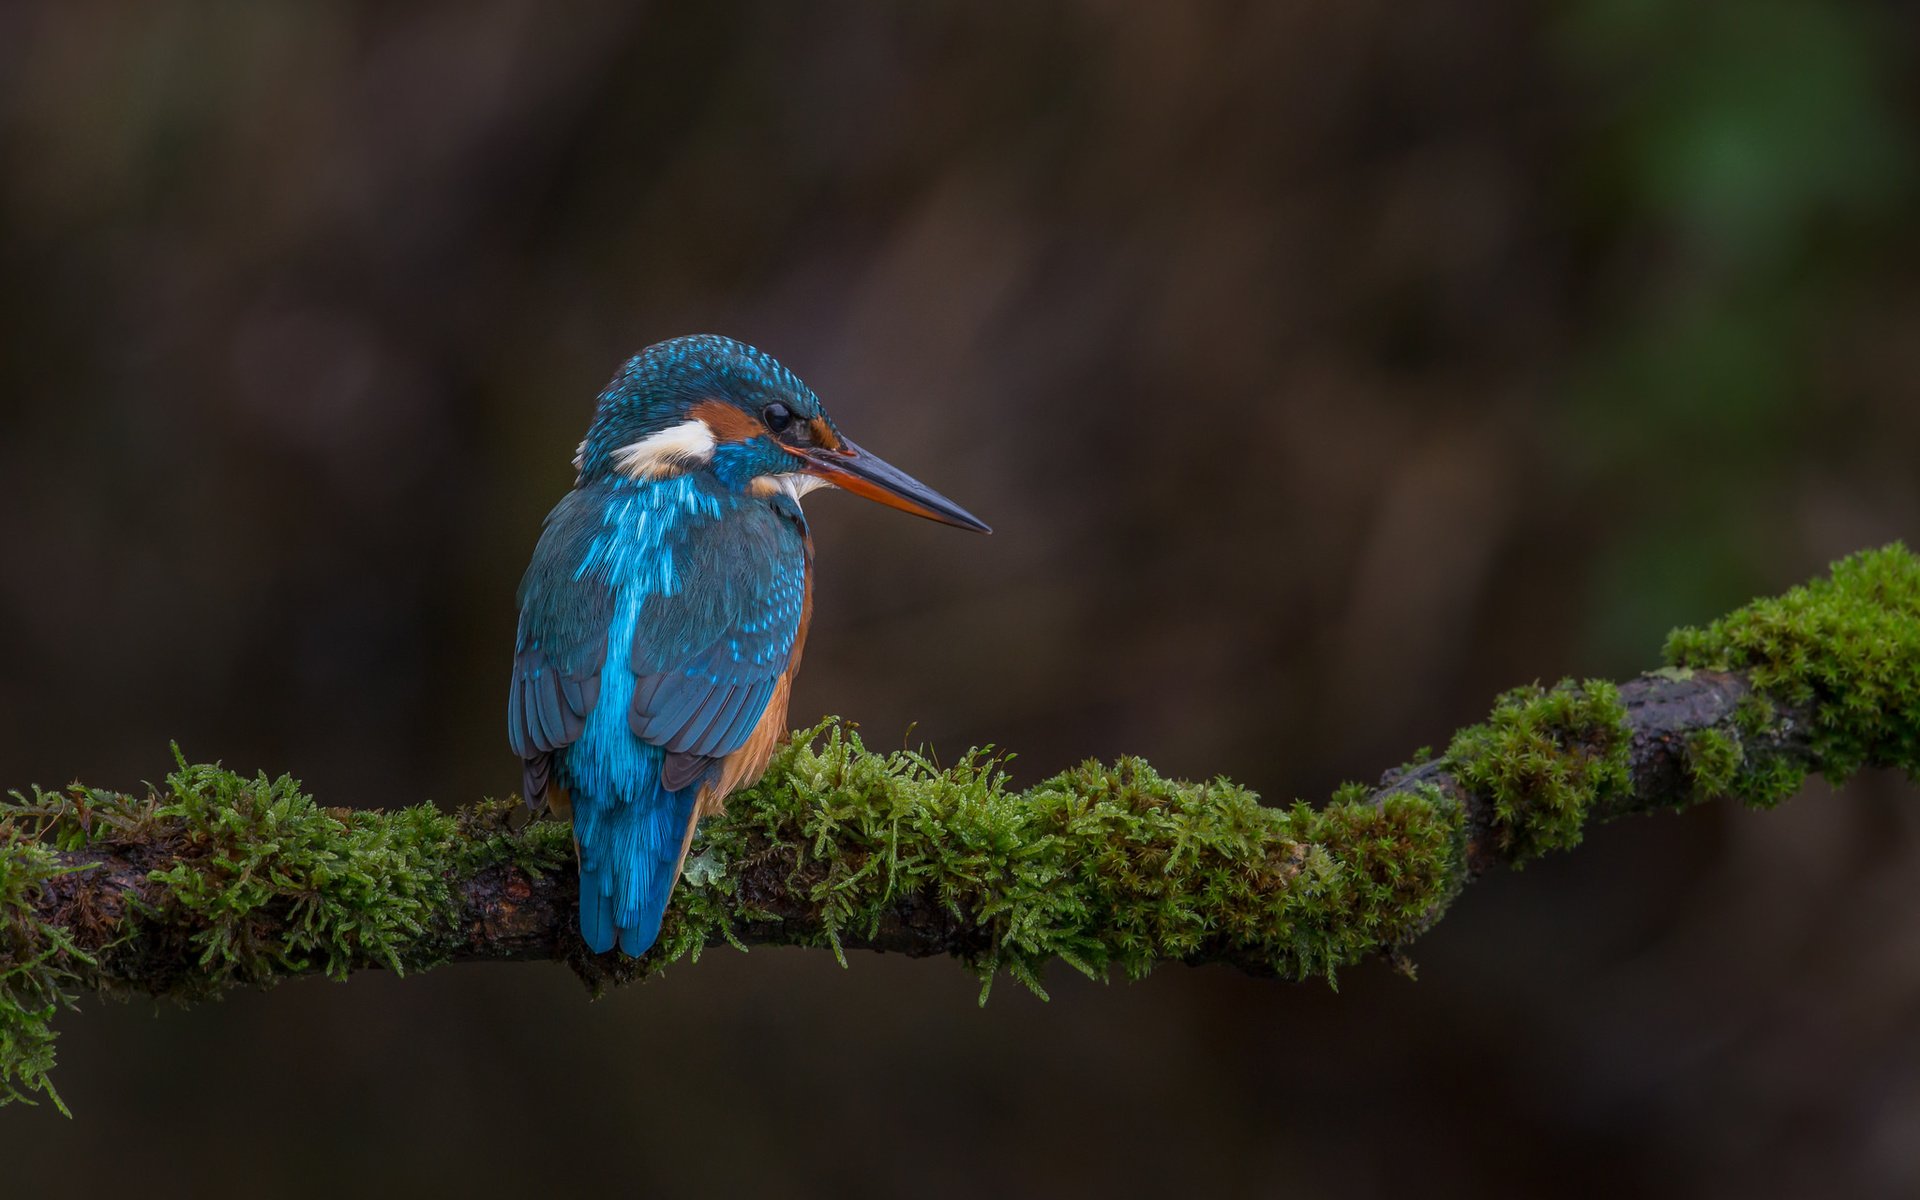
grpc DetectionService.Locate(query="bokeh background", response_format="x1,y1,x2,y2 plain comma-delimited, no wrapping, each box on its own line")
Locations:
3,2,1919,1195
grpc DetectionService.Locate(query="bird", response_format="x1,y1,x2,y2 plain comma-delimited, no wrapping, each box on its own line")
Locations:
508,335,989,957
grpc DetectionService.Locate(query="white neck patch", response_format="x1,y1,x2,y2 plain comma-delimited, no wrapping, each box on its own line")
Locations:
751,472,833,504
608,419,716,480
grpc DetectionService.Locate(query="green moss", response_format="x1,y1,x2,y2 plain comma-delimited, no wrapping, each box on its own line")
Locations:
7,545,1914,1111
1442,680,1633,861
1683,720,1809,811
0,758,573,1111
662,721,1466,996
147,759,458,986
1666,543,1920,782
0,825,92,1115
1705,692,1806,808
1,733,1471,1106
1733,692,1778,739
1738,756,1807,810
1683,728,1742,802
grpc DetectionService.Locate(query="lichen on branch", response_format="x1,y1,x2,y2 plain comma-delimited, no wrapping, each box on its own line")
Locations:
5,543,1919,1115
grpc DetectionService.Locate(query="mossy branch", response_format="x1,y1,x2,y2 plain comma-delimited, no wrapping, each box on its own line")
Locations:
6,545,1920,1114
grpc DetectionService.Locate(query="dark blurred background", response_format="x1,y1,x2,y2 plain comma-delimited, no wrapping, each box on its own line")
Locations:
3,1,1918,1195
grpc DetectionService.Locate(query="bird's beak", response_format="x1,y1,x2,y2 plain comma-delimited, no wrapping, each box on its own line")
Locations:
798,439,991,533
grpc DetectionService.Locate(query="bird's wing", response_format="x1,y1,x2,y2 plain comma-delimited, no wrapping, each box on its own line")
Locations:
511,485,809,806
629,497,809,789
509,490,615,808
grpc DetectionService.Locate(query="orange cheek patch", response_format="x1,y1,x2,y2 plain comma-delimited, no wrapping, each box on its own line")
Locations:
690,398,764,443
808,418,840,450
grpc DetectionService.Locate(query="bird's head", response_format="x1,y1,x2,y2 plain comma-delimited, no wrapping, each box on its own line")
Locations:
573,335,989,532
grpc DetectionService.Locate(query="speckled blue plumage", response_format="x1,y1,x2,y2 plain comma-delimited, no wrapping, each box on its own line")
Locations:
509,338,815,956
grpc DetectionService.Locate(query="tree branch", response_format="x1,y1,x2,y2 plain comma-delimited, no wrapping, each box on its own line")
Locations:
5,545,1917,1113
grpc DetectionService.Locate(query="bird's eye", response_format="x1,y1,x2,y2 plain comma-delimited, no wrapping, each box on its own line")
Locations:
763,402,793,433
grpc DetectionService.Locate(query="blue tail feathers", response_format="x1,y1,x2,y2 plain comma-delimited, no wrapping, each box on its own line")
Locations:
577,858,619,954
572,774,701,957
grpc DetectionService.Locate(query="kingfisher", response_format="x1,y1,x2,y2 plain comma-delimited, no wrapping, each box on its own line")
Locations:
509,335,989,956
